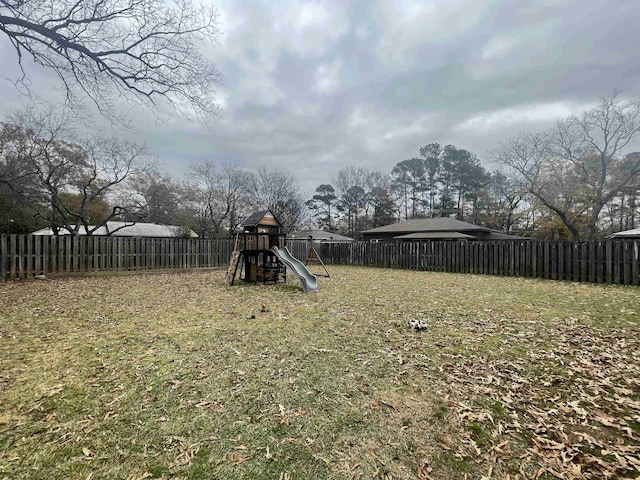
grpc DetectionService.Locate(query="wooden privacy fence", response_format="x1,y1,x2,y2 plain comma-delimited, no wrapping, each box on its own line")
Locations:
0,235,234,281
1,235,639,286
317,240,640,286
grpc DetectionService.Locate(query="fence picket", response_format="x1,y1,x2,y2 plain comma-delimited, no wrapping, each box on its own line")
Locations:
1,236,639,285
26,235,33,278
0,235,6,281
10,235,16,279
623,241,631,285
564,242,571,281
632,241,639,286
18,235,25,278
613,242,621,284
34,236,41,276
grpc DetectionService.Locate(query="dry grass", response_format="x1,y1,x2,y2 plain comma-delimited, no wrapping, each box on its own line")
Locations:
0,266,639,480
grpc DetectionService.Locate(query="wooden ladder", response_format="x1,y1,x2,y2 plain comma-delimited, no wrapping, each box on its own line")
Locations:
226,250,241,285
226,233,242,285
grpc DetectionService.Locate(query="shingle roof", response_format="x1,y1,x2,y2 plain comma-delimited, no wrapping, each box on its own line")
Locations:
32,222,198,237
484,232,529,240
394,231,475,240
289,230,355,242
362,217,491,234
609,228,640,238
240,210,282,228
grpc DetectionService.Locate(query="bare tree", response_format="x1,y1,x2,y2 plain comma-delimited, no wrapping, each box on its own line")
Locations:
496,94,640,239
332,166,395,233
493,131,584,239
0,0,221,119
251,165,306,233
187,161,253,237
333,166,374,232
485,170,526,233
121,170,182,224
363,170,394,228
333,166,368,195
0,107,154,234
550,94,640,238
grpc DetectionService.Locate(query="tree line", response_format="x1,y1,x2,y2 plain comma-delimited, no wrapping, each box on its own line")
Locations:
0,107,307,237
306,94,640,241
2,94,639,240
2,3,639,241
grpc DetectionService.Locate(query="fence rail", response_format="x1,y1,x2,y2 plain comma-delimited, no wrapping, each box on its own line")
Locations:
1,235,639,286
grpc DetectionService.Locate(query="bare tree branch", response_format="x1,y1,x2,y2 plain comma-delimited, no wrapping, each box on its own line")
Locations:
0,0,221,120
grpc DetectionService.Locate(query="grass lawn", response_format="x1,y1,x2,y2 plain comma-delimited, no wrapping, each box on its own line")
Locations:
1,266,639,480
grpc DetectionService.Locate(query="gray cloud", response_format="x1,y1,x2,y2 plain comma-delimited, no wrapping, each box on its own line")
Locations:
2,0,640,198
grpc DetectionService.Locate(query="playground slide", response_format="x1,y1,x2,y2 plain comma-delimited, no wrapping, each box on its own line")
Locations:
270,246,320,293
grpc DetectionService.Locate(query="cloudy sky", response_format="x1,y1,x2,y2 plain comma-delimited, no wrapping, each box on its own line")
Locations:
1,0,640,197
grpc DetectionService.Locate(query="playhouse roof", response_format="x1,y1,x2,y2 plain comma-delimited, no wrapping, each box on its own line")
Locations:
241,210,281,228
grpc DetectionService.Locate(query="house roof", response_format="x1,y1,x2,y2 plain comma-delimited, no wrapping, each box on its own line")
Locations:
363,217,528,240
289,230,355,242
484,231,529,240
609,228,640,238
362,217,491,234
394,231,475,240
32,222,198,237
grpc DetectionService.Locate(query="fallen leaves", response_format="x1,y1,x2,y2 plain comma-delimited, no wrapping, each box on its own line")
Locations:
82,447,95,458
417,460,432,479
1,267,639,479
167,441,201,469
228,452,253,465
445,319,640,479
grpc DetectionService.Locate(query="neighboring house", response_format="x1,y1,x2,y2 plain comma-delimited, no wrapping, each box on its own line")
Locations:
288,229,355,243
361,218,527,242
32,221,198,238
608,228,640,239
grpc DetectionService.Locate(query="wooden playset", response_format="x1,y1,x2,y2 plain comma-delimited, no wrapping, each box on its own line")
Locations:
226,210,286,286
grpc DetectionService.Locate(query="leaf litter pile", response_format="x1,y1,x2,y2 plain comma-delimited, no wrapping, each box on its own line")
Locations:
0,267,639,479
